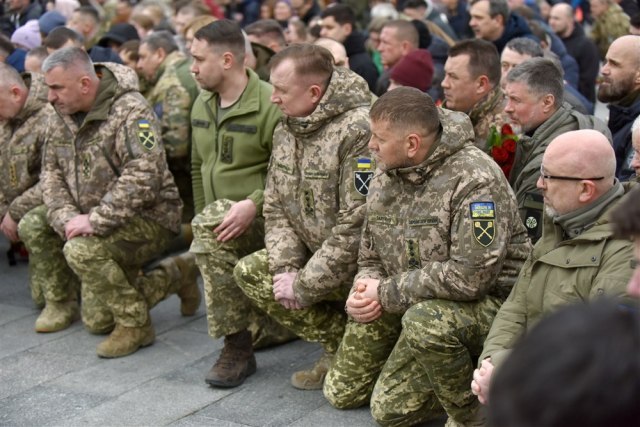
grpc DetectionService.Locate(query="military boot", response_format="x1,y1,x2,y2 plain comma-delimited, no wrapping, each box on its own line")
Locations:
35,299,79,333
96,319,155,358
291,351,334,390
205,329,256,388
173,252,201,316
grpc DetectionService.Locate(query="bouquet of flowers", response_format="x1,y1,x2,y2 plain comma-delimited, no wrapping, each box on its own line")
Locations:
487,123,518,178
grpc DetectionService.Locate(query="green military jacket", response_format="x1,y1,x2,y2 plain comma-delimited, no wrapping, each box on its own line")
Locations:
509,102,610,242
358,108,531,313
0,73,51,221
264,67,373,306
190,68,281,215
592,3,630,59
480,183,635,368
42,63,183,237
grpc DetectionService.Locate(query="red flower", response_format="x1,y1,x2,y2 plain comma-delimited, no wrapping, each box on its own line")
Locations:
501,164,512,178
503,138,517,153
501,124,514,135
492,146,509,164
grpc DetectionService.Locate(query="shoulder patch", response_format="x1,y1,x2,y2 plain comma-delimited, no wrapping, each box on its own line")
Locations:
470,202,495,247
137,119,156,151
353,156,375,197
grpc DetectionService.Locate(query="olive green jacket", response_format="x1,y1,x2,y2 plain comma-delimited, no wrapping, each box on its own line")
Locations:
190,68,281,215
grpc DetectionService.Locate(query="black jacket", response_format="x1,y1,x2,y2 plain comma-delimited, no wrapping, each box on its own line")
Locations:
561,25,600,103
343,32,378,92
610,92,640,181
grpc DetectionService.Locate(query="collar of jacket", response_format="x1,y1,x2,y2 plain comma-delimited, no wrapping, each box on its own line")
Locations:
385,108,475,184
150,50,186,86
200,68,263,122
468,85,505,126
553,179,624,239
282,67,370,136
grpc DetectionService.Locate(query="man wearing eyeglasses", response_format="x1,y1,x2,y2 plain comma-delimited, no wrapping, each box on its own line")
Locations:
471,129,635,406
503,57,610,243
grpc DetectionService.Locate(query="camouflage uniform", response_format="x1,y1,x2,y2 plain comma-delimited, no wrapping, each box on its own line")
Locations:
0,73,52,305
466,86,510,153
189,68,293,347
144,51,199,223
324,109,531,425
481,181,634,369
591,3,630,59
234,67,373,355
509,102,610,242
19,63,183,331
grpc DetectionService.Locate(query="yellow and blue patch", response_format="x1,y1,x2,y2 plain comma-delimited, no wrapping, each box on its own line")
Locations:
137,119,156,150
470,202,496,247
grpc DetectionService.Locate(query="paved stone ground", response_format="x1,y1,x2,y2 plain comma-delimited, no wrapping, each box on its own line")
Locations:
0,236,446,427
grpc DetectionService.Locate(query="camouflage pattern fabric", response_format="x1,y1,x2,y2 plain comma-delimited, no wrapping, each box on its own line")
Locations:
18,205,79,306
235,249,347,354
591,3,630,59
466,86,510,153
370,297,502,426
190,199,296,346
64,215,175,329
328,109,530,418
41,62,182,240
324,313,402,409
0,73,51,223
264,67,373,307
145,51,198,222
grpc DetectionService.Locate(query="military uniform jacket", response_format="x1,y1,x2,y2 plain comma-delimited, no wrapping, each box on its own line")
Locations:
0,73,51,221
357,108,531,314
509,103,610,241
42,63,182,238
480,186,634,367
146,51,199,162
592,3,630,59
191,68,281,215
468,86,509,154
264,67,372,306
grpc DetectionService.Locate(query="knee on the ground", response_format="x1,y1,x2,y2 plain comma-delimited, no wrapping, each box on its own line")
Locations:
323,379,369,410
402,299,458,344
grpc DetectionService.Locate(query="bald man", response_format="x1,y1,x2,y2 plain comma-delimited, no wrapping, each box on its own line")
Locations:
548,3,600,103
599,35,640,181
471,129,635,405
314,37,349,68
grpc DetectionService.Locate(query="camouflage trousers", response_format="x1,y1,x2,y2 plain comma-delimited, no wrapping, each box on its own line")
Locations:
324,312,403,409
19,205,177,331
191,200,296,348
234,248,348,354
19,205,80,305
370,296,502,426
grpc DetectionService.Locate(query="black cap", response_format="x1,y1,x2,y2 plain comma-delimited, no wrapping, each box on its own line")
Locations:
98,23,139,47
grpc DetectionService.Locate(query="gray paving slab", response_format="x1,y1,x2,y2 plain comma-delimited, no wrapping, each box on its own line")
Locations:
0,234,443,426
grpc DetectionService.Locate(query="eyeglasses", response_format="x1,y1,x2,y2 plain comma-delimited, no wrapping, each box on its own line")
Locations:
540,165,605,183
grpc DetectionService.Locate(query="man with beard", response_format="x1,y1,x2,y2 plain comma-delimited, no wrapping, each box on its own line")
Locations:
503,57,609,242
471,129,635,407
598,35,640,181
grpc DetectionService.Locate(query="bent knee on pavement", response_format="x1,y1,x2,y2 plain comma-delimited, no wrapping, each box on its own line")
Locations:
323,382,370,410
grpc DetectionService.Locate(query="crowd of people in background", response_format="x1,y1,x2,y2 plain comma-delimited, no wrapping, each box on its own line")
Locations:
1,0,639,425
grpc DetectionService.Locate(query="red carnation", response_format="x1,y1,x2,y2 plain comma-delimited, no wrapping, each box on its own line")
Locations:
492,146,509,163
501,124,514,135
503,138,517,153
501,164,512,178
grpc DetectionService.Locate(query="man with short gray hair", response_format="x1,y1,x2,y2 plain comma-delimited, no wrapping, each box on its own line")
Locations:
503,57,610,243
18,47,185,359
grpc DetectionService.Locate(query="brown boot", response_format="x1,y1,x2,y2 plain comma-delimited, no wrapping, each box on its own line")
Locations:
173,252,201,316
35,300,79,333
291,351,334,390
96,320,155,358
205,330,256,388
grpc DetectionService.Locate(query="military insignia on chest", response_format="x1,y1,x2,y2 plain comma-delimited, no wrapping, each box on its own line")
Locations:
406,239,421,269
470,202,496,247
353,157,375,197
137,120,156,151
302,188,315,217
9,163,17,187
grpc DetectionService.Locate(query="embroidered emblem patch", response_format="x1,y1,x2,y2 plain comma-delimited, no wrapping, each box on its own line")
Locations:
137,120,156,150
470,202,496,247
353,157,375,197
9,163,17,187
